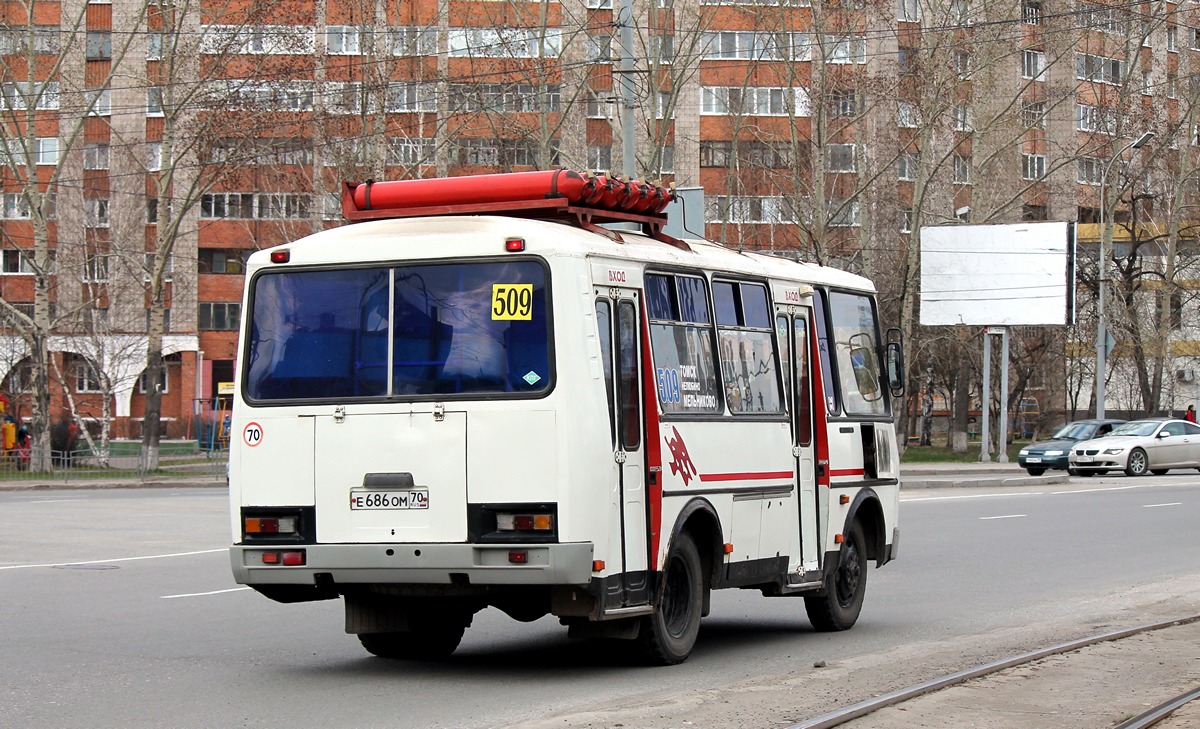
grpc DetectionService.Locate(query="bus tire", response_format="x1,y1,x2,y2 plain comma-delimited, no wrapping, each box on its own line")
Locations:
806,521,867,632
637,531,703,665
358,623,465,660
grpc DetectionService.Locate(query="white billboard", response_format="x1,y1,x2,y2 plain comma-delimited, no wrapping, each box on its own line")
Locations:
919,221,1075,326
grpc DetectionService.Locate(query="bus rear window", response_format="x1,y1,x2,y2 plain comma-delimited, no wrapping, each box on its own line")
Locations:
245,261,550,401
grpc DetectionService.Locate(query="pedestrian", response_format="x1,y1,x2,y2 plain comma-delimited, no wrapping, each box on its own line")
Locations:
1186,405,1196,423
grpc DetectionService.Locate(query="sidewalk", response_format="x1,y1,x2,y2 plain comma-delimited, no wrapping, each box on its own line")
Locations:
900,460,1070,489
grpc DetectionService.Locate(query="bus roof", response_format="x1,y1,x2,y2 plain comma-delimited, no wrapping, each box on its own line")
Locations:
249,215,877,294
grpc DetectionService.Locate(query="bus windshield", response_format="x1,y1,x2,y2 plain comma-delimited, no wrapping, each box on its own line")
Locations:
244,260,551,401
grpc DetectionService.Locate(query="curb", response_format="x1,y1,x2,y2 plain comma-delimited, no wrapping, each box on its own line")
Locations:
901,474,1071,489
0,479,226,492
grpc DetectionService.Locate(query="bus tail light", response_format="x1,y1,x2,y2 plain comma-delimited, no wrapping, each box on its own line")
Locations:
260,550,305,566
245,516,298,535
496,513,554,532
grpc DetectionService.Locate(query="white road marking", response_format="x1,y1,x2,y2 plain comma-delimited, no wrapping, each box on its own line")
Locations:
27,498,87,504
1050,485,1141,495
1144,502,1182,508
980,514,1026,520
0,548,227,571
161,587,250,599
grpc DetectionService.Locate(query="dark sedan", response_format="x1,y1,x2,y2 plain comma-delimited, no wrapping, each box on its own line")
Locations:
1017,419,1126,475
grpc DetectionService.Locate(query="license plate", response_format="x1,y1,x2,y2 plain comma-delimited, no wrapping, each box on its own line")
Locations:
350,490,429,510
1075,456,1093,464
1026,457,1042,463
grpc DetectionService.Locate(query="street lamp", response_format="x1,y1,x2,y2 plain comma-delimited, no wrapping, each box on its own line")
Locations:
1096,131,1154,419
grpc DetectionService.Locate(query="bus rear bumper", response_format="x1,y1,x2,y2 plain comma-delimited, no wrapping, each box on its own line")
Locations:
230,542,595,587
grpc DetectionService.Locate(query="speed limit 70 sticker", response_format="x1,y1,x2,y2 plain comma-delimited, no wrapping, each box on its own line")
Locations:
243,422,263,447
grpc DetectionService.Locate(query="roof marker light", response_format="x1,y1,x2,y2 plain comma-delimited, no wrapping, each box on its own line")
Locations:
505,237,525,252
270,250,290,264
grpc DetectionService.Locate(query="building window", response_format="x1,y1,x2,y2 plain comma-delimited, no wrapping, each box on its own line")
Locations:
1076,103,1115,134
85,199,109,228
388,27,437,56
84,143,109,170
953,50,973,78
825,143,856,172
1077,156,1103,185
586,93,611,119
146,142,163,171
2,249,33,274
86,31,111,59
75,362,104,393
702,31,810,61
83,253,110,283
144,252,173,281
1022,204,1048,220
953,155,972,184
137,368,168,394
1158,291,1183,329
828,200,860,227
35,138,57,165
1022,50,1046,80
147,88,164,116
650,35,674,63
2,81,60,110
1077,53,1123,84
1022,153,1046,180
1023,0,1041,24
701,86,809,116
1021,100,1045,128
588,145,612,172
952,104,973,131
1168,26,1177,52
326,25,361,55
147,31,163,60
201,193,312,220
898,100,920,128
898,0,919,21
899,207,913,232
898,152,919,181
198,249,251,274
1,193,31,220
587,34,612,62
1142,70,1153,96
199,302,241,330
823,35,866,64
586,0,613,7
146,308,172,333
87,88,110,116
826,91,860,118
706,196,796,223
448,27,562,59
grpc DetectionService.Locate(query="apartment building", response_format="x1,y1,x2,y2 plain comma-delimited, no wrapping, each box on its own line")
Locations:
1,0,1197,439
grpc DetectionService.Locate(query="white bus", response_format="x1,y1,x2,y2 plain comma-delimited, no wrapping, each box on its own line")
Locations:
229,170,903,665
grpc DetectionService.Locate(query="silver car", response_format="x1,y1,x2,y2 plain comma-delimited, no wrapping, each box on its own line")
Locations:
1068,418,1200,476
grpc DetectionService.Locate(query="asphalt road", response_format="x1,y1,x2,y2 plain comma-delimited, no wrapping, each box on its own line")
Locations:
1,477,1197,729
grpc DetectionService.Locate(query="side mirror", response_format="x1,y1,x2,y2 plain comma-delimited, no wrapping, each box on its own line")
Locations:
1157,431,1171,439
885,328,904,397
848,332,882,402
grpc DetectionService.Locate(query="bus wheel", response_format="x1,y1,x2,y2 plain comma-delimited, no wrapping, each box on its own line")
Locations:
806,521,867,632
638,531,703,665
358,623,465,660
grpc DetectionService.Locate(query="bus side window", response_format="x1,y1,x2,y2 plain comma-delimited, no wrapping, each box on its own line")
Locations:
811,288,839,416
596,300,616,447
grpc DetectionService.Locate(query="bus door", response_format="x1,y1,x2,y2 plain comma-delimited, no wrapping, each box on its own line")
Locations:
777,308,821,573
595,288,649,606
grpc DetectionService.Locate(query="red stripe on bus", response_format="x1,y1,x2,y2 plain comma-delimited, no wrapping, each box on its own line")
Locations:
828,468,866,477
641,306,663,572
699,471,795,482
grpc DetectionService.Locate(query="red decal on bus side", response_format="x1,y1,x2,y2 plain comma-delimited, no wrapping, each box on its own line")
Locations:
640,305,663,571
828,468,866,478
698,471,794,482
809,316,832,488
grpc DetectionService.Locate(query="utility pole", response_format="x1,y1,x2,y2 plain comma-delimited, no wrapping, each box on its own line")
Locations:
616,0,636,176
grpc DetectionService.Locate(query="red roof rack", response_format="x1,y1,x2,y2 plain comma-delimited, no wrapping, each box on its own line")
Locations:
341,169,689,251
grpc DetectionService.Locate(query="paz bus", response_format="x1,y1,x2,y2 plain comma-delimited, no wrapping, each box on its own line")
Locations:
228,169,904,665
